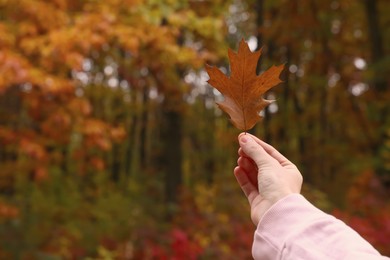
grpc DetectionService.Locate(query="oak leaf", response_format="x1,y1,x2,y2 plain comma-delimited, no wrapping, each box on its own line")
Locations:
206,39,284,130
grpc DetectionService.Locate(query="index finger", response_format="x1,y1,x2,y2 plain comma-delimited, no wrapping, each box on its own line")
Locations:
241,133,295,168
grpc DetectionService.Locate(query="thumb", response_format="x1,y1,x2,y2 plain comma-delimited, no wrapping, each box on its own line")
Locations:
238,134,276,168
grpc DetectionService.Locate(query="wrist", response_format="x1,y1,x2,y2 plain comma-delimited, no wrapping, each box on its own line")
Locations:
252,199,273,226
252,192,295,226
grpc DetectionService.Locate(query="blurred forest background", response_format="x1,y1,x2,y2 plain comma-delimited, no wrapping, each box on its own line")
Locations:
0,0,389,259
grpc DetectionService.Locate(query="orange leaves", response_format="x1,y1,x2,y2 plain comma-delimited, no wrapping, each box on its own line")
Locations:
20,139,47,161
68,98,92,117
41,109,72,143
0,50,75,95
81,119,126,151
206,39,284,130
0,23,15,48
0,202,19,220
0,51,29,93
111,26,141,54
109,126,126,141
11,0,68,32
0,127,16,145
82,119,110,137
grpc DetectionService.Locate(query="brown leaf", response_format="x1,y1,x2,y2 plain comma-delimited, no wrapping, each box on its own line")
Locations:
206,39,284,130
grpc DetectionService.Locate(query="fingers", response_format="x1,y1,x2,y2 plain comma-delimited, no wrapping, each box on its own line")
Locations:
238,134,278,169
234,166,259,204
238,147,247,157
239,133,296,168
237,156,257,187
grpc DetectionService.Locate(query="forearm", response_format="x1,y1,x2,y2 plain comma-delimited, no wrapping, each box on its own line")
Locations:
252,194,387,260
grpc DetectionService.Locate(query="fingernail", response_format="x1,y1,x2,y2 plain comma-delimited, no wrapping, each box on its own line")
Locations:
240,136,247,143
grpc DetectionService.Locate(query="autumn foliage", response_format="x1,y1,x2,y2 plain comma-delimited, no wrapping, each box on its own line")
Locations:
0,0,389,258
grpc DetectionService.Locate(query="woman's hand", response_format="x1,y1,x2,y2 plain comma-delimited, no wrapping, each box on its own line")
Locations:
234,133,303,226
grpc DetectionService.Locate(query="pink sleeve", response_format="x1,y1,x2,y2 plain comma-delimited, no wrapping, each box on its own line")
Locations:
252,194,389,260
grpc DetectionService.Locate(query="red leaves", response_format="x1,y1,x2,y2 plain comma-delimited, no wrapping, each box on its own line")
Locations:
333,209,390,255
170,229,203,260
332,171,390,255
132,228,203,260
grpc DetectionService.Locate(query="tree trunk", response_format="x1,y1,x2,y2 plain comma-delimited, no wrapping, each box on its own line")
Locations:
362,0,389,187
124,90,137,176
362,0,384,86
249,0,264,136
139,86,149,170
161,98,183,207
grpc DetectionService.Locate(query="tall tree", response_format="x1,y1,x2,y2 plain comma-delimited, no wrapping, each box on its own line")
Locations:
362,0,389,186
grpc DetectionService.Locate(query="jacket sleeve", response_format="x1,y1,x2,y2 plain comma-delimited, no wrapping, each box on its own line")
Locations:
252,194,389,260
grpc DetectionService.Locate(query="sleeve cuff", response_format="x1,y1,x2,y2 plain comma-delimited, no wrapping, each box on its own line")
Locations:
252,194,331,258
